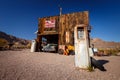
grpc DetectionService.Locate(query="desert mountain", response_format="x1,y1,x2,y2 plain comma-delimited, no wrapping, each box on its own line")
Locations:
1,31,120,49
0,31,30,46
91,38,120,49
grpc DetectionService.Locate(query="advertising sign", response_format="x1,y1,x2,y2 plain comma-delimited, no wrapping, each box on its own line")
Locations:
45,20,55,28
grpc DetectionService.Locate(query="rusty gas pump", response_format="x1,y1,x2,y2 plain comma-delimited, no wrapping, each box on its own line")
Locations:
74,24,91,69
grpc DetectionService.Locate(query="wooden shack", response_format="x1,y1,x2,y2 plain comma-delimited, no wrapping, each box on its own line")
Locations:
36,11,91,52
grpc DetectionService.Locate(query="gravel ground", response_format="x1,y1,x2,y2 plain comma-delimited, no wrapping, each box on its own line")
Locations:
0,49,120,80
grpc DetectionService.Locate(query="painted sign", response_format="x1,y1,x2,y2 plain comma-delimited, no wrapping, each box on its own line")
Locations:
45,20,55,28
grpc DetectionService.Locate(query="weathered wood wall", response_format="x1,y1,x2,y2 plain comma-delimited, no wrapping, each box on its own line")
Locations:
59,11,89,45
37,11,89,51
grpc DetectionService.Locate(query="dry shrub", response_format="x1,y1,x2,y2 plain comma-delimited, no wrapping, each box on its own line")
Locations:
98,48,120,56
26,43,31,49
0,38,8,47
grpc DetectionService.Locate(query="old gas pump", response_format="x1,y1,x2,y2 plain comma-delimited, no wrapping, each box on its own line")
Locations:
74,24,91,69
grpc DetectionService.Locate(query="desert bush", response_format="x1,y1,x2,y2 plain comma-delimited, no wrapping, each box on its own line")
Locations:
98,48,120,56
26,43,31,49
109,49,119,56
0,38,9,50
0,38,8,47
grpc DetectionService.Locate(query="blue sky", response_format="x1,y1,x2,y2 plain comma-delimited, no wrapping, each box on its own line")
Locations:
0,0,120,42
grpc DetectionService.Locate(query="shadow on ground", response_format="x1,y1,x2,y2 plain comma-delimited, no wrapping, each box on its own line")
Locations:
91,57,109,71
97,60,109,65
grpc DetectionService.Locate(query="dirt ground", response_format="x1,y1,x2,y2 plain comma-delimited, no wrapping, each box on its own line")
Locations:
0,49,120,80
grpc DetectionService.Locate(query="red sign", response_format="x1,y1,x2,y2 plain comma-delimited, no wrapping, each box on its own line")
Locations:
45,20,55,28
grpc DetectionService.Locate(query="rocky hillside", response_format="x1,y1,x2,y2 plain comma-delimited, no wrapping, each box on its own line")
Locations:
91,38,120,49
1,31,120,49
0,31,30,46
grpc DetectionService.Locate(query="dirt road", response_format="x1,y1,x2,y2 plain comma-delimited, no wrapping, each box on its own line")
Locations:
0,49,120,80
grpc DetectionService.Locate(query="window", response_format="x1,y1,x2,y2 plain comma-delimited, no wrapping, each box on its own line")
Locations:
77,27,84,39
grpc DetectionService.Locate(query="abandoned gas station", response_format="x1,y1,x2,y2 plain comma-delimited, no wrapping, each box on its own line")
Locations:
34,11,93,68
30,11,106,70
36,11,91,53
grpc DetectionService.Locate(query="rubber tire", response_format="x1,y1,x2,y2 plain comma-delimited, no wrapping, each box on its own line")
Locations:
58,49,64,54
69,50,75,55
